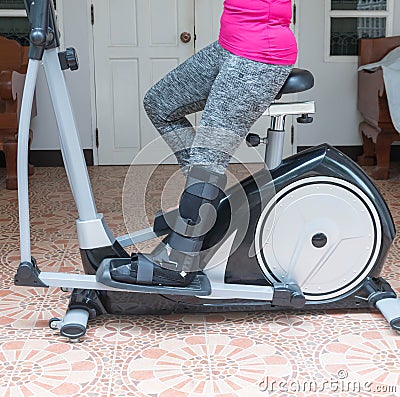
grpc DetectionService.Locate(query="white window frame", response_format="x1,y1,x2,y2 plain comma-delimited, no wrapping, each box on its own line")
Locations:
325,0,394,62
0,8,26,17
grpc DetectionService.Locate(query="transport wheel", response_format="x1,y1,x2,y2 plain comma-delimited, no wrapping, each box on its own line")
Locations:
255,176,382,302
60,324,87,340
48,317,61,330
59,309,89,340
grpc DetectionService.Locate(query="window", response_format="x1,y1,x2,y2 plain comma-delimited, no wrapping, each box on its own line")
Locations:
0,2,29,45
0,1,57,46
325,0,393,61
0,0,25,9
0,0,56,9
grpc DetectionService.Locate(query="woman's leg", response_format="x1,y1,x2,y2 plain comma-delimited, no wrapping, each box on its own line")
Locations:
190,55,292,174
143,41,227,170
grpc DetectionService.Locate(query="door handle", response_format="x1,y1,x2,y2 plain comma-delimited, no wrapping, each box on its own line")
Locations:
180,32,192,43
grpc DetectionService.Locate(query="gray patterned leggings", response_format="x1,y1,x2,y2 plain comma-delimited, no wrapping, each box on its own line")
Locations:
143,41,292,174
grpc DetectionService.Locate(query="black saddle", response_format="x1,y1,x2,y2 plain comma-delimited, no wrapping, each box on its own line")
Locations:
276,68,314,99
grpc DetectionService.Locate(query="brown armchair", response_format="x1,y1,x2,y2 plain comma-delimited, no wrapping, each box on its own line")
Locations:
357,36,400,179
0,35,35,190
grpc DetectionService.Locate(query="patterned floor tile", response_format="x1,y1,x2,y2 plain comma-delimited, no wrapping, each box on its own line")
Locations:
0,337,26,396
56,241,84,273
0,270,14,291
111,333,283,397
2,240,67,273
106,314,210,397
29,212,79,243
0,285,45,332
303,330,400,397
0,204,18,238
1,337,108,397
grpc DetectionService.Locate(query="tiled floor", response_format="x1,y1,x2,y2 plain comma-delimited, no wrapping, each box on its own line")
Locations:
0,162,399,397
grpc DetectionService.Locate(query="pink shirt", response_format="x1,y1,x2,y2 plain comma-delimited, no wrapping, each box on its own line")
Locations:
219,0,298,65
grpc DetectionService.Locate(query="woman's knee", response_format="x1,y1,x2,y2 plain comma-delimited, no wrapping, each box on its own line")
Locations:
143,85,178,124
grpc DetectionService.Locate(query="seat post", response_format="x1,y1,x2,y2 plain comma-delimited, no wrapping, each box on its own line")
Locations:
265,115,286,170
262,101,315,170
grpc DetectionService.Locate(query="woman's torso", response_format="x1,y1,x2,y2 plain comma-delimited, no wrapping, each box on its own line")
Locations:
219,0,298,65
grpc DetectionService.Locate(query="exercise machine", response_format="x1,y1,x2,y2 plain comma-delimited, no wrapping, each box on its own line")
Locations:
15,0,400,340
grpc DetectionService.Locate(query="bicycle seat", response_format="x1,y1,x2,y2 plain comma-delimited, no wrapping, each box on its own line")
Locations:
276,68,314,99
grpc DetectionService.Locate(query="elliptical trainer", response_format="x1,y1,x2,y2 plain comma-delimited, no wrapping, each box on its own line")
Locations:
14,0,400,340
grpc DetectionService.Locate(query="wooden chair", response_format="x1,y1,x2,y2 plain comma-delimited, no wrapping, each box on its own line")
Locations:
0,35,35,190
357,36,400,179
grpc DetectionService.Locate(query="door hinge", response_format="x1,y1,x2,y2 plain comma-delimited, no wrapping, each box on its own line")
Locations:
291,124,295,145
91,4,94,25
293,3,297,25
95,128,99,148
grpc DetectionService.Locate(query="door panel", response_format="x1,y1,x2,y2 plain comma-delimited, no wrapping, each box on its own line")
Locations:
111,59,140,149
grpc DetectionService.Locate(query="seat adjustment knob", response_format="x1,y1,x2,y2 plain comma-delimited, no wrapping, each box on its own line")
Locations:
246,133,261,147
297,114,313,124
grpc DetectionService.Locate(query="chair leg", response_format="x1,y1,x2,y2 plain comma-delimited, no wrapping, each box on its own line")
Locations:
373,132,393,180
357,123,376,166
3,141,17,190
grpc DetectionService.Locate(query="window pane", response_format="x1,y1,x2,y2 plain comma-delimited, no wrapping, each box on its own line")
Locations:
0,0,25,9
330,17,386,55
0,17,29,45
0,0,56,9
332,0,387,11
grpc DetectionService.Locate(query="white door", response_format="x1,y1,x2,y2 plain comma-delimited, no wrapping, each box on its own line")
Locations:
294,0,393,149
93,0,195,165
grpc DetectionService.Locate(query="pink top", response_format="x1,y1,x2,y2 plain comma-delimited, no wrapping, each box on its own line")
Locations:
219,0,298,65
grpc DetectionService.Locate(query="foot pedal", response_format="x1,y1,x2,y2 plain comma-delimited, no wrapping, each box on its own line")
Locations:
96,258,211,296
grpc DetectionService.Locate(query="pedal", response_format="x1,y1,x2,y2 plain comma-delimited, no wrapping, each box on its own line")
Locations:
96,258,211,296
272,283,306,308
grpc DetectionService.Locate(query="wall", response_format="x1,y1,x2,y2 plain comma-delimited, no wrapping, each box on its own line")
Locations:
30,0,93,151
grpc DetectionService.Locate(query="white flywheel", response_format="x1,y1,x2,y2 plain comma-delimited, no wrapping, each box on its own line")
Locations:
254,176,382,301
